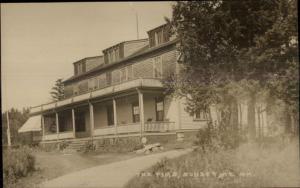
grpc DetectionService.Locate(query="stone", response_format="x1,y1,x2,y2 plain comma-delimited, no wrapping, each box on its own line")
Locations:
159,146,164,150
144,143,160,150
145,150,151,155
152,147,159,152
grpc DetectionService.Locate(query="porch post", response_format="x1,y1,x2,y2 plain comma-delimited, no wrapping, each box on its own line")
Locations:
138,89,145,136
41,115,45,141
113,98,118,135
55,112,59,140
89,102,95,138
72,109,76,138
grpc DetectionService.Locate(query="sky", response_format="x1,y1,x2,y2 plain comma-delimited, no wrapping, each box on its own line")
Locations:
1,2,173,111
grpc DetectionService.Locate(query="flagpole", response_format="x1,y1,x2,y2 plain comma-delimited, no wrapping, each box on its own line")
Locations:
6,111,11,147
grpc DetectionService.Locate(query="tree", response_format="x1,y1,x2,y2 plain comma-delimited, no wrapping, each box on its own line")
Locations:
50,79,64,101
168,1,298,139
2,108,30,145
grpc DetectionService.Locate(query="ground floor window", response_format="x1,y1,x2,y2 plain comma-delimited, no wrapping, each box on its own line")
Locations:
194,108,210,121
155,97,164,121
132,103,140,123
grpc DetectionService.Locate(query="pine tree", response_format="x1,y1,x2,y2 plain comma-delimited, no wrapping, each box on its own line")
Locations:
50,79,64,101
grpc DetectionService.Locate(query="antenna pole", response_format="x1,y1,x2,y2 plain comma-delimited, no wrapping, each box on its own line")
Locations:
136,11,139,39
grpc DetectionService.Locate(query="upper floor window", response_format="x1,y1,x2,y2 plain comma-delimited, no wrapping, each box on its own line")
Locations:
120,67,127,82
153,56,162,78
75,62,86,75
156,30,163,45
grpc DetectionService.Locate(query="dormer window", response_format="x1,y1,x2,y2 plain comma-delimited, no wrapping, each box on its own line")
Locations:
74,62,86,75
148,24,171,48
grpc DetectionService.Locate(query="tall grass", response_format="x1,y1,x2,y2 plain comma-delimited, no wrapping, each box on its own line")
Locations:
125,138,300,188
3,146,36,188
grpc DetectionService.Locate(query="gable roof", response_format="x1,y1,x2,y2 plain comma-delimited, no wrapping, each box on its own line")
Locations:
63,38,179,84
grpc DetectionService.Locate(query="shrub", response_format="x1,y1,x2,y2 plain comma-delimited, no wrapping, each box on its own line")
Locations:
195,120,246,152
3,146,35,187
82,140,96,153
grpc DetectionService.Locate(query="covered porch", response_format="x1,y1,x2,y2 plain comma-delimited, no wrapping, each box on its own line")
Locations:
41,89,176,141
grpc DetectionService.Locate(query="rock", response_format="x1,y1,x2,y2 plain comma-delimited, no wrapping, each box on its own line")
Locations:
145,150,151,155
159,146,164,150
152,147,159,152
136,148,146,154
144,143,161,150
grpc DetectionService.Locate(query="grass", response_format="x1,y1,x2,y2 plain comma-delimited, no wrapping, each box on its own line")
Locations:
125,138,300,188
8,148,138,188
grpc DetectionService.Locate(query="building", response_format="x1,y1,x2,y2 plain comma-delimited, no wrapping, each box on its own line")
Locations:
19,23,215,143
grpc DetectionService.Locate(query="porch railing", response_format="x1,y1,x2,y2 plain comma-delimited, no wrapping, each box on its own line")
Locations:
42,121,176,141
144,121,175,132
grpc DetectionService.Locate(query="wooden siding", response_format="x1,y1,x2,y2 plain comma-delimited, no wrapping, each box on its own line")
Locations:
123,40,148,58
63,50,177,98
86,56,104,72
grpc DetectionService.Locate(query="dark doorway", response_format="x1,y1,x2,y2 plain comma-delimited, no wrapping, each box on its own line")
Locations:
75,112,86,132
107,105,114,126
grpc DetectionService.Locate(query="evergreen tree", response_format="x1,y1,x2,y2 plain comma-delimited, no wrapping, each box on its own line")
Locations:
50,78,64,101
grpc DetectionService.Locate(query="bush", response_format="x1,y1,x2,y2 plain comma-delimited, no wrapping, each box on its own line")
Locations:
3,146,35,187
195,121,246,152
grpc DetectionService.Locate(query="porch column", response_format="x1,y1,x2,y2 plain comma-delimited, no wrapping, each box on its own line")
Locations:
41,115,45,141
55,112,59,140
89,102,95,138
72,109,76,138
113,98,118,135
138,89,145,136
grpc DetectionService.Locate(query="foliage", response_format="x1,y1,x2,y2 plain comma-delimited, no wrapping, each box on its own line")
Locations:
2,108,30,145
195,121,246,152
125,140,300,188
3,146,36,188
82,140,96,153
166,0,298,138
50,78,65,101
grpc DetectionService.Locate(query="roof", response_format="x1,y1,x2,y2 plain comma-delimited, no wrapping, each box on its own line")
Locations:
18,115,42,133
147,23,169,34
102,38,148,53
73,55,103,65
63,38,179,84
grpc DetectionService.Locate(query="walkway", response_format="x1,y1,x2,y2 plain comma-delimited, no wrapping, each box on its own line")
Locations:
40,148,192,188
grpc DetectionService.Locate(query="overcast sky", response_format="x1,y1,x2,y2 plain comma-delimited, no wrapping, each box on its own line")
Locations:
1,2,173,111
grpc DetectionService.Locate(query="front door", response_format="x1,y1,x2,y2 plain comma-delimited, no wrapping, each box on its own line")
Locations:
75,112,86,132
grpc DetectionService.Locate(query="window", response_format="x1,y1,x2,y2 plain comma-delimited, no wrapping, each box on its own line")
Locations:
88,78,98,91
157,29,163,45
194,108,210,121
127,65,133,80
106,72,112,85
73,83,79,95
155,97,164,121
132,103,140,123
120,67,127,82
115,48,119,61
153,56,162,78
149,32,156,47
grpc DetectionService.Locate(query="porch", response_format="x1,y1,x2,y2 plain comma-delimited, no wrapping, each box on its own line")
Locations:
42,90,176,141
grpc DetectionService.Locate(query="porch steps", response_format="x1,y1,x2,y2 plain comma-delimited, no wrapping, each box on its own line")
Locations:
64,140,89,152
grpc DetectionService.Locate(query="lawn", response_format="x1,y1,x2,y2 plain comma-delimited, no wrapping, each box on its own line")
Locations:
11,149,136,188
125,138,300,188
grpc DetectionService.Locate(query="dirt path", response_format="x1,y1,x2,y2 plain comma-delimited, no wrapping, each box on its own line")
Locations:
40,148,193,188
